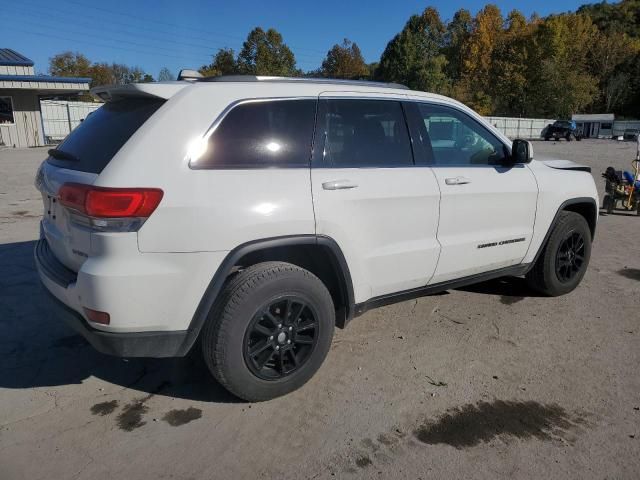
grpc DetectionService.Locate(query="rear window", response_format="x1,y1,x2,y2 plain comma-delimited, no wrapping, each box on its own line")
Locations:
47,98,164,174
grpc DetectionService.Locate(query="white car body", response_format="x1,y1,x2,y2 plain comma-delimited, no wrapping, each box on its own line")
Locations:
35,77,598,358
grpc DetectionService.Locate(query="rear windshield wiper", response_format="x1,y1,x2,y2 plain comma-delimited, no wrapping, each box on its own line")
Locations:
48,148,79,162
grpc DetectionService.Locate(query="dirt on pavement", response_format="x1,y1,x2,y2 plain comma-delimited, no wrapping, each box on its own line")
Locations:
0,140,638,479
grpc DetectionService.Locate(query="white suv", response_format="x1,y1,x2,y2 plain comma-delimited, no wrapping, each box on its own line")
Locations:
35,75,598,401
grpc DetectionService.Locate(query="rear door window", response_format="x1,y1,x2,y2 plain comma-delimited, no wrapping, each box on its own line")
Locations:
317,99,413,167
191,99,317,169
47,98,165,174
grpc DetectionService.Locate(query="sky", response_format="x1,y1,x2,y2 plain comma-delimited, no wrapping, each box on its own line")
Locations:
4,0,587,79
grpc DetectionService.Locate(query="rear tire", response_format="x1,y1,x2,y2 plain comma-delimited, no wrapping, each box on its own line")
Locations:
201,262,335,402
526,211,592,296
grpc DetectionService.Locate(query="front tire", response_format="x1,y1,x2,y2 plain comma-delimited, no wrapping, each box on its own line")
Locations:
526,212,592,296
201,262,335,401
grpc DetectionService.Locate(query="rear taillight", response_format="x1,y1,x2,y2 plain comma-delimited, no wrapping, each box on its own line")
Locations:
59,183,163,218
58,183,163,232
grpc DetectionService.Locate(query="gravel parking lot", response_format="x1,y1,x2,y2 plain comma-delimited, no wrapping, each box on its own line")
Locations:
1,140,638,479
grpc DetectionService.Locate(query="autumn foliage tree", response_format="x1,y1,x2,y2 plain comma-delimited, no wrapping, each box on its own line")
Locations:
376,7,449,94
320,39,369,79
50,3,640,118
375,1,640,118
49,52,153,88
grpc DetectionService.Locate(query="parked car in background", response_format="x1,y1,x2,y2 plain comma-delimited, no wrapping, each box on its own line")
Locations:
544,120,582,141
623,128,639,141
35,75,599,401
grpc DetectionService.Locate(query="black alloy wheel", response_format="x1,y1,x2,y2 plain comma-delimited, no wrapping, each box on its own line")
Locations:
244,296,318,380
555,230,586,283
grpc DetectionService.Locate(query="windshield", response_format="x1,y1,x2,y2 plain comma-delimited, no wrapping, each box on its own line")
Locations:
47,98,164,174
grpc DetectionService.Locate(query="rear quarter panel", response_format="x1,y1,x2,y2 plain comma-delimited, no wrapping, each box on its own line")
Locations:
95,84,317,253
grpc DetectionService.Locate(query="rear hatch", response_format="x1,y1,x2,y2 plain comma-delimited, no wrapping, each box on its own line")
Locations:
36,96,165,273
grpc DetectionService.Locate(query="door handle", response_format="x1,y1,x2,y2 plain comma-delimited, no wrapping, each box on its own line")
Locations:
444,176,472,185
322,180,358,190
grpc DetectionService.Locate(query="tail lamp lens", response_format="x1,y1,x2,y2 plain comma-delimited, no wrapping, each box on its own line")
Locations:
59,183,163,218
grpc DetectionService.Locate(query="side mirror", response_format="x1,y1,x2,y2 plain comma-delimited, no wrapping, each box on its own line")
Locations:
512,139,534,164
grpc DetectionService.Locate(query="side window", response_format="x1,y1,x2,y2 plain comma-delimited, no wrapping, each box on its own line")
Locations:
320,99,413,167
416,103,507,166
192,99,316,169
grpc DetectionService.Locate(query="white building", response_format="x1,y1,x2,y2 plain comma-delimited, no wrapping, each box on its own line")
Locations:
572,113,615,139
0,48,90,148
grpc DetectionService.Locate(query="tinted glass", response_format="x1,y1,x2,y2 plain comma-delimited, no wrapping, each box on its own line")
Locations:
319,99,413,167
415,103,507,165
193,99,316,169
47,98,164,174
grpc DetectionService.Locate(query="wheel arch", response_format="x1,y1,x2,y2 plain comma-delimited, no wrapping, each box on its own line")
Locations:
562,198,597,239
182,235,355,354
530,197,598,268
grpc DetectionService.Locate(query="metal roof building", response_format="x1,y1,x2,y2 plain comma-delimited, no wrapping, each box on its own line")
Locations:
0,48,91,147
571,113,616,139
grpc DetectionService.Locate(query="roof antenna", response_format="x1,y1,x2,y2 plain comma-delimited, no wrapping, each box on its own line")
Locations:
177,69,203,81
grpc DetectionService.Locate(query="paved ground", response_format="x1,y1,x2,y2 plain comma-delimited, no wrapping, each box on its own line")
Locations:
0,140,638,479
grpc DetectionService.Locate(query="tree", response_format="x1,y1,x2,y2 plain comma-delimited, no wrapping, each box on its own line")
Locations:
444,9,473,82
237,27,297,76
199,48,238,77
588,31,640,111
619,50,640,116
49,51,151,88
490,10,532,115
320,39,369,79
158,67,175,81
456,4,505,114
578,0,640,37
49,51,91,77
110,64,145,84
528,14,599,117
88,62,115,87
376,7,449,93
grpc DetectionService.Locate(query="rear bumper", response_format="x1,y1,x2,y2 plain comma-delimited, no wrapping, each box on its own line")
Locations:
35,237,193,357
42,288,191,357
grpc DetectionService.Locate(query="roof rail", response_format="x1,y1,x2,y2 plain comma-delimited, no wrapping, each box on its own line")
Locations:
199,75,409,90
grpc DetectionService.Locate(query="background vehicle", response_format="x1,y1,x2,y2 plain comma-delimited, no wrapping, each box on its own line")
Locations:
35,75,599,401
544,120,582,141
